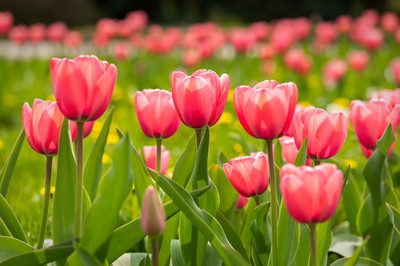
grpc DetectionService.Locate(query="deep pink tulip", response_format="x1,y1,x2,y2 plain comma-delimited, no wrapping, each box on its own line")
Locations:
349,99,400,150
234,80,298,140
50,55,117,122
236,195,248,209
359,28,384,51
0,11,13,35
8,25,29,45
280,163,343,224
315,22,338,45
83,121,95,138
284,49,312,75
292,107,348,160
381,12,399,33
143,146,170,175
323,59,347,87
135,89,181,139
47,22,68,43
390,58,400,86
284,104,306,137
369,89,400,109
29,24,46,43
22,99,77,156
279,136,312,166
223,152,269,197
348,51,369,72
171,69,229,129
336,15,352,33
63,31,83,48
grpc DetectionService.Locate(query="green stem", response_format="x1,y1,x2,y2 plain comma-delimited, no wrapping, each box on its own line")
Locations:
37,156,53,249
266,139,278,266
156,139,162,172
309,223,317,266
314,160,321,166
74,122,84,239
254,196,261,206
151,238,159,266
195,128,203,150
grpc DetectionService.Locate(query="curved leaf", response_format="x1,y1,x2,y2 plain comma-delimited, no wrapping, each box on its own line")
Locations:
0,236,32,261
0,194,27,243
386,202,400,236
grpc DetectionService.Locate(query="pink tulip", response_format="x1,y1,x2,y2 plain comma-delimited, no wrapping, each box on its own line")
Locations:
50,55,117,122
113,43,130,60
47,22,68,43
293,17,312,40
143,146,170,174
336,15,352,33
8,25,29,45
83,121,95,138
171,69,229,129
323,59,347,87
284,104,306,137
381,12,399,33
236,195,248,209
182,48,202,67
234,80,298,140
261,60,276,76
135,89,181,139
280,163,343,224
0,11,13,35
22,99,77,156
349,99,400,150
259,43,276,60
359,28,384,51
348,51,369,72
279,136,312,166
315,22,338,45
223,152,269,197
390,58,400,86
369,89,400,109
63,31,83,48
292,107,348,160
284,49,312,75
140,186,165,237
230,28,258,52
29,24,46,43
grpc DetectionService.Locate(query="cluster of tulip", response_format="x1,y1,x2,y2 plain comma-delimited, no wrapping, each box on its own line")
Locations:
14,48,400,265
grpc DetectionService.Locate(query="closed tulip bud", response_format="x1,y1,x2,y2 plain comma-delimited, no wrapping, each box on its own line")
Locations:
381,12,399,33
171,69,229,129
140,186,166,238
236,195,248,209
0,11,13,35
135,89,181,139
349,99,400,150
280,163,343,223
292,107,348,160
223,152,269,197
279,136,312,166
234,80,298,140
143,146,170,174
50,55,117,122
22,99,77,156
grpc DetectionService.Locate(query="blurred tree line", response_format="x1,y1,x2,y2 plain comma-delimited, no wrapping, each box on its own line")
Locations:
1,0,400,26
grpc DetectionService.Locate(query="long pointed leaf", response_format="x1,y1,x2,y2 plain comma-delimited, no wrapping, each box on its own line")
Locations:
0,194,27,243
0,236,33,261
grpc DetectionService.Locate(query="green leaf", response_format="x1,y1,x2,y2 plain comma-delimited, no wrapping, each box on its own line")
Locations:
71,243,103,266
0,219,12,237
330,233,362,258
53,118,77,247
239,199,256,254
344,235,370,266
0,128,25,196
105,186,211,263
217,150,229,167
150,169,249,266
79,134,133,260
386,202,400,236
216,211,247,258
0,194,27,243
113,253,151,266
277,201,300,266
342,170,362,234
330,257,383,266
250,202,271,265
294,224,310,266
0,236,33,261
274,139,283,168
131,143,154,207
316,218,333,266
84,108,114,201
294,138,307,166
209,166,237,215
159,135,197,266
202,242,222,266
171,240,185,266
363,124,395,206
0,240,74,266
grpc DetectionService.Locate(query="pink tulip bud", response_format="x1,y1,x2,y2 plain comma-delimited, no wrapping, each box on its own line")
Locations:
336,15,352,33
135,89,181,139
349,99,400,150
8,25,29,45
280,163,343,224
0,11,13,35
348,51,369,72
292,107,348,160
381,12,399,33
113,43,130,60
140,186,166,238
22,99,77,156
323,59,347,87
223,152,269,197
284,49,312,75
143,146,170,175
234,80,298,140
235,195,248,209
47,22,68,43
279,136,312,166
171,69,229,129
29,24,46,43
63,30,83,49
315,22,338,45
359,28,384,51
50,55,117,122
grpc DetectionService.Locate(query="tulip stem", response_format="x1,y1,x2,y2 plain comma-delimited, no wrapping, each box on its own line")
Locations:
195,128,203,149
254,196,261,206
266,139,278,266
75,122,84,239
156,139,162,172
314,160,321,166
151,238,159,266
37,156,53,249
309,223,317,266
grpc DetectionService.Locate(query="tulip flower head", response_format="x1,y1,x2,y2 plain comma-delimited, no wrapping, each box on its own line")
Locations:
0,11,13,35
22,99,77,156
280,163,343,224
171,69,229,129
369,89,400,109
234,80,298,140
50,55,117,122
140,186,166,238
143,145,170,174
348,51,369,72
135,89,181,139
349,99,400,150
223,152,269,197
